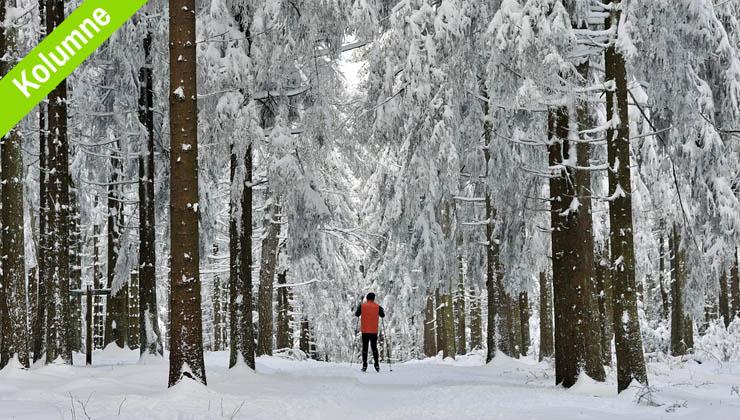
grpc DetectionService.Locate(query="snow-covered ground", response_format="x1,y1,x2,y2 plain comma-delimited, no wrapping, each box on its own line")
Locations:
1,348,739,420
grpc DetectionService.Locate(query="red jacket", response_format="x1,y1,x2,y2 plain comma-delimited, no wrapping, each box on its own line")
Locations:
355,301,385,333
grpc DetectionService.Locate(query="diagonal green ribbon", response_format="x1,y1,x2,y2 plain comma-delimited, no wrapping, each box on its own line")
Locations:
0,0,148,138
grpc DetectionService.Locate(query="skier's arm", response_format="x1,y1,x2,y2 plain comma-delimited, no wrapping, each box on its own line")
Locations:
379,306,385,318
354,304,362,317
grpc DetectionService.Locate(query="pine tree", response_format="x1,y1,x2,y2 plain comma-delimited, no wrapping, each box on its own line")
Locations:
732,249,740,321
226,6,256,370
0,1,29,368
138,28,163,358
44,0,72,365
539,272,554,361
719,271,730,328
257,197,281,357
670,227,687,356
469,288,482,351
69,185,82,352
423,294,437,357
276,269,292,350
168,0,206,387
455,253,466,355
605,0,648,392
31,0,48,365
518,292,530,357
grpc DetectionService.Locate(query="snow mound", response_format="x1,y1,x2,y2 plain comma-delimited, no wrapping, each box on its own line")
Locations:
0,355,29,377
570,372,615,397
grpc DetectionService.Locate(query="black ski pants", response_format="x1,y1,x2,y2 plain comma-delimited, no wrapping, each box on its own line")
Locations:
361,333,379,367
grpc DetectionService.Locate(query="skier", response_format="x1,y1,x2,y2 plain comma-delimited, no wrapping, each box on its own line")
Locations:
354,292,386,372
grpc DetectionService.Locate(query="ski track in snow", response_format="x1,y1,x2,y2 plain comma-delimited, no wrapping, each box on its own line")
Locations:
1,349,739,419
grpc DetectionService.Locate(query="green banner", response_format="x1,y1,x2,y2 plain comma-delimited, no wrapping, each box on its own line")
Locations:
0,0,148,138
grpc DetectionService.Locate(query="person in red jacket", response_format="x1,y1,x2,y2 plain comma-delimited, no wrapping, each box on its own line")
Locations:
354,292,386,372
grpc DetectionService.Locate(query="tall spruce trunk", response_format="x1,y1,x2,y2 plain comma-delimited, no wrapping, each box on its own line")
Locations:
0,0,27,369
719,272,730,328
518,292,530,357
539,272,554,361
256,198,281,356
69,184,82,352
548,106,581,387
299,317,310,355
1,119,31,369
595,254,613,365
731,249,740,321
31,0,48,365
424,294,437,357
659,230,670,320
483,94,497,363
435,288,445,354
45,0,72,365
605,0,648,392
455,254,467,355
670,227,686,356
574,59,606,381
275,269,292,350
229,144,256,368
228,8,256,371
104,122,125,348
443,292,456,359
168,0,206,387
138,31,163,357
93,222,104,349
469,287,482,350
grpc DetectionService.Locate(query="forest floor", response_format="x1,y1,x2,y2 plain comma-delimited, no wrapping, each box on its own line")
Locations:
0,347,739,419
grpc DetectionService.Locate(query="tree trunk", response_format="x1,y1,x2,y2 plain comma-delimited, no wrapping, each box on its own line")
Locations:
549,96,605,385
128,273,140,349
227,5,256,371
670,226,686,356
424,294,437,357
299,317,310,355
138,30,163,358
574,59,606,381
719,271,730,328
479,85,498,363
93,222,104,349
256,198,281,357
595,253,613,366
548,106,580,386
213,277,223,351
31,0,48,365
659,230,670,320
69,184,82,352
469,287,482,350
276,269,292,350
605,0,648,391
497,287,518,358
443,293,456,359
683,316,694,351
1,133,30,369
731,249,740,322
455,254,467,355
168,0,206,387
104,143,125,348
0,0,27,370
539,272,554,361
435,288,444,355
229,140,256,368
45,0,72,365
518,292,530,357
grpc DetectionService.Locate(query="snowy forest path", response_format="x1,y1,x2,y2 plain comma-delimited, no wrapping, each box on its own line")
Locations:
0,349,739,419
